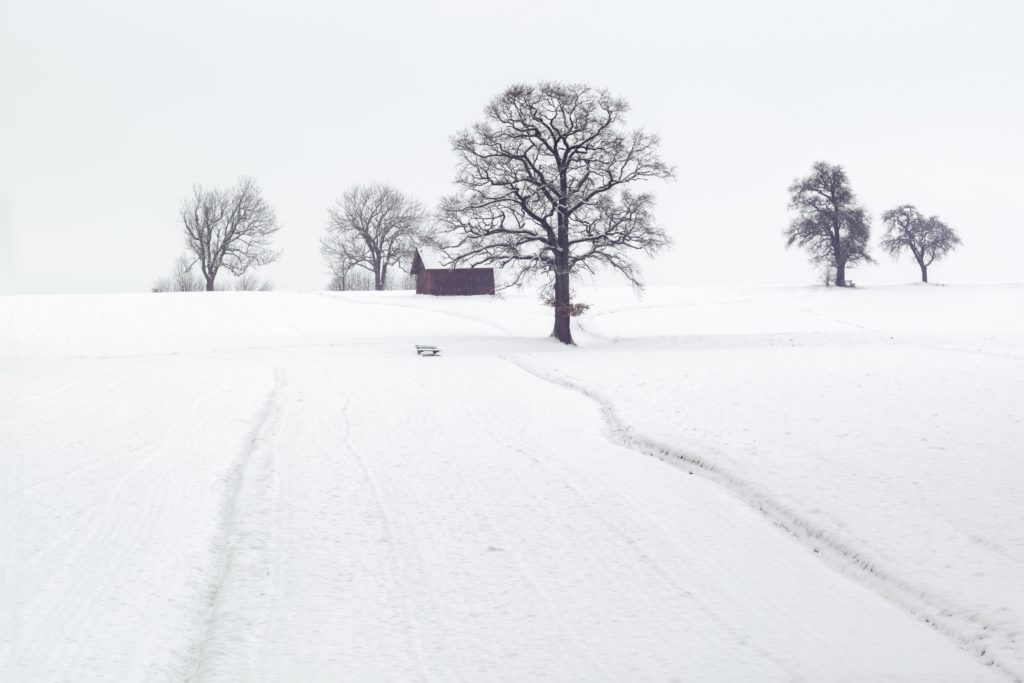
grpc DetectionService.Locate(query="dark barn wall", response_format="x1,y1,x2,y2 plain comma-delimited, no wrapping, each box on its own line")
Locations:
416,269,495,296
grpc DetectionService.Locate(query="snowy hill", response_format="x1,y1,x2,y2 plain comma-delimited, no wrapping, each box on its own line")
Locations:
3,285,1022,682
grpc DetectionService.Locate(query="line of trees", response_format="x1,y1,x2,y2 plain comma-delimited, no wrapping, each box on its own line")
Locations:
155,178,430,295
154,83,965,345
158,82,674,345
785,161,962,286
326,269,416,292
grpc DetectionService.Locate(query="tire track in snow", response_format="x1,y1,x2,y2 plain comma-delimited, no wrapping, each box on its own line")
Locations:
507,357,1021,683
13,368,239,667
340,389,436,682
182,368,285,683
427,424,621,682
489,426,806,681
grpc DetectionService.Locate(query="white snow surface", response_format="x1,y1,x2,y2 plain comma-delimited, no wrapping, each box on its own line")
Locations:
2,284,1022,682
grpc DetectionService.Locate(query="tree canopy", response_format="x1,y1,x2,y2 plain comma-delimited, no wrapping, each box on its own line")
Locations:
785,162,872,287
181,177,280,291
436,82,673,343
880,205,961,283
321,184,427,291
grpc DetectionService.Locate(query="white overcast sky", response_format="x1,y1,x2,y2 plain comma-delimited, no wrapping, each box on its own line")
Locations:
1,0,1022,294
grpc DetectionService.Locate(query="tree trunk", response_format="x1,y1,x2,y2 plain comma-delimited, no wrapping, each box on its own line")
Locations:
834,261,846,287
205,275,215,291
919,262,928,283
831,211,845,287
552,267,573,344
552,177,574,345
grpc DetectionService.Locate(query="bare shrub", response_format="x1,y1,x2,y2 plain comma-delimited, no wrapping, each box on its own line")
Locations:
152,255,203,293
235,273,274,291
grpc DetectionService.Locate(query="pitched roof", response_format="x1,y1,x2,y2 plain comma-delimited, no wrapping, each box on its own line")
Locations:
410,249,425,275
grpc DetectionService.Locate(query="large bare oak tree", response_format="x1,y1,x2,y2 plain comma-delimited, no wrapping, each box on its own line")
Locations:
320,184,427,291
785,162,872,287
435,82,673,344
880,205,961,283
181,177,281,291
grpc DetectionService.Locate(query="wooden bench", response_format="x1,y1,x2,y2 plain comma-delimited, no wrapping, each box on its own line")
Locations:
416,345,441,356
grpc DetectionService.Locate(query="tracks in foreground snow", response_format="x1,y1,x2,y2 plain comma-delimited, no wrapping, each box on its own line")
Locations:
184,368,286,682
508,357,1021,683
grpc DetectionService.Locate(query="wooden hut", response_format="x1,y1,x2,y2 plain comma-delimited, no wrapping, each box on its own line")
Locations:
410,249,495,296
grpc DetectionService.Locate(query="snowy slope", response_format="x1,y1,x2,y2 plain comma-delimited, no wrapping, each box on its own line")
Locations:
2,286,1019,682
522,284,1024,678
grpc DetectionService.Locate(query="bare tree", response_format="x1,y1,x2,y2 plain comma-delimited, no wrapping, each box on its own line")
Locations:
327,273,347,291
320,227,365,291
327,271,373,291
181,177,281,291
394,271,416,291
151,254,203,292
821,263,836,287
326,273,346,291
320,184,427,291
171,254,203,292
151,278,172,293
880,205,961,283
435,82,673,344
326,269,411,292
785,162,872,287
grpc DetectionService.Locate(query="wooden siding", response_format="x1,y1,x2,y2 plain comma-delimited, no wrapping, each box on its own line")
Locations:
416,269,495,296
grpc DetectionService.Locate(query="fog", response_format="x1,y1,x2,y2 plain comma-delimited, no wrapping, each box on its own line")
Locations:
2,0,1021,294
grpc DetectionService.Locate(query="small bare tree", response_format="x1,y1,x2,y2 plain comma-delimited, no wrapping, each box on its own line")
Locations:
327,271,375,291
235,273,274,291
326,270,411,291
320,228,365,291
181,177,281,291
320,184,427,291
435,82,673,344
326,273,346,291
171,254,203,292
880,205,961,283
785,162,872,287
151,254,203,293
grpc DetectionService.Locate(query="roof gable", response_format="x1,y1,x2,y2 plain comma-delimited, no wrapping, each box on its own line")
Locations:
410,249,425,275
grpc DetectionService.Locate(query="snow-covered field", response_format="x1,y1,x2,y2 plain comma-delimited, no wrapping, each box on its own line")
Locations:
2,284,1022,682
